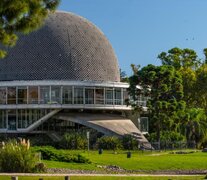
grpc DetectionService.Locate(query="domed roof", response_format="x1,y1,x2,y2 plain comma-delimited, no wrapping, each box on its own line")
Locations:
0,11,120,82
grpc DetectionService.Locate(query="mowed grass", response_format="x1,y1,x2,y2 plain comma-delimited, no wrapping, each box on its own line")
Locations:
0,176,205,180
43,150,207,171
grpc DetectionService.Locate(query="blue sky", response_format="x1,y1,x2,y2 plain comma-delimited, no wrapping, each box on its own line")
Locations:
59,0,207,75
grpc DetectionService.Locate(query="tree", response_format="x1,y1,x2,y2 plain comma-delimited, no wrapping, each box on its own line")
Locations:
203,48,207,64
195,64,207,111
129,64,185,142
158,47,201,70
158,47,205,108
120,69,129,82
0,0,60,58
180,108,207,147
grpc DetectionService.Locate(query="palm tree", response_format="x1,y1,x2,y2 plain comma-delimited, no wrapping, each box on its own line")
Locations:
181,108,207,148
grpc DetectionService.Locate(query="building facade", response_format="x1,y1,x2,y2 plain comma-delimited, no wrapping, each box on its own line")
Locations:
0,11,149,144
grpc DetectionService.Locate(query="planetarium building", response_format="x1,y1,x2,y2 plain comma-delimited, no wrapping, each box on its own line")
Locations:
0,11,148,144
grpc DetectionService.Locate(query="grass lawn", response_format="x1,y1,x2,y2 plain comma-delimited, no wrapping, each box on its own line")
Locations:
0,176,205,180
43,150,207,171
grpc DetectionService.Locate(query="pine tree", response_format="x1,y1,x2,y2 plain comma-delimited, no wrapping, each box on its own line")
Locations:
0,0,60,58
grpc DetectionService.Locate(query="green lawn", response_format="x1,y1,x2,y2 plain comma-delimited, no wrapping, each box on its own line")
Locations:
0,176,205,180
43,150,207,171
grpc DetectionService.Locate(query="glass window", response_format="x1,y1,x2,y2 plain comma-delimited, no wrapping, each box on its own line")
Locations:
123,88,129,105
137,95,147,107
0,88,6,104
62,86,72,104
40,86,50,104
8,110,16,130
7,87,16,104
140,117,149,133
17,87,27,104
51,86,61,104
28,86,38,104
105,88,113,105
95,88,104,104
114,88,121,105
0,110,6,129
74,87,83,104
18,109,27,129
85,88,94,104
27,109,33,126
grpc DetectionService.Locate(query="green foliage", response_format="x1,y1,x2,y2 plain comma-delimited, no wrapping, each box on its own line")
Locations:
195,64,207,110
0,140,40,172
181,108,207,146
122,134,139,150
129,64,185,142
44,150,207,172
97,136,122,150
33,146,90,163
149,131,186,142
0,0,60,58
59,132,88,150
158,47,200,69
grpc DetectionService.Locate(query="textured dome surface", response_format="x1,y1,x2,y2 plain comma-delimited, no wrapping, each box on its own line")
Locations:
0,12,120,82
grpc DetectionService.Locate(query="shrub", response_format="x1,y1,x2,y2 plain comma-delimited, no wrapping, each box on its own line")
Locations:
97,136,122,150
122,134,139,150
34,162,47,172
0,139,42,173
59,132,87,150
33,146,90,163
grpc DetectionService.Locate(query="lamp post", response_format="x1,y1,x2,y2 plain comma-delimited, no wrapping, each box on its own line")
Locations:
87,131,90,151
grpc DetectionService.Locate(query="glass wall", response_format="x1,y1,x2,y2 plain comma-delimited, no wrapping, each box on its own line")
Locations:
123,88,128,105
95,88,104,104
140,117,149,133
18,109,27,128
74,87,83,104
17,87,27,104
105,88,113,105
114,88,121,105
0,109,52,129
28,86,38,104
62,86,73,104
39,86,50,104
51,86,61,104
85,88,94,104
0,85,130,106
8,109,16,130
137,95,148,107
0,110,6,128
0,88,6,105
7,87,16,104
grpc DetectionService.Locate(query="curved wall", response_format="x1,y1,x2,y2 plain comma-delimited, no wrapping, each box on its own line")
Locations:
0,12,120,82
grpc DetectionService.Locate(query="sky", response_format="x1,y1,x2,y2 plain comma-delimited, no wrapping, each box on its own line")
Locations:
59,0,207,75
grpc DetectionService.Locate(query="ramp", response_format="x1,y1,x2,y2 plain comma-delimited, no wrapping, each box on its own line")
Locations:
56,113,150,145
19,109,61,133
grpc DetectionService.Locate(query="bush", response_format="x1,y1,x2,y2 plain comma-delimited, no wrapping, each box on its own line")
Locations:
34,162,47,172
59,132,87,150
122,134,139,150
33,146,90,163
97,136,122,150
0,139,42,173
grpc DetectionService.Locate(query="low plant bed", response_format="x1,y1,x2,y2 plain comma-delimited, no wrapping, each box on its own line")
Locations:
33,146,90,164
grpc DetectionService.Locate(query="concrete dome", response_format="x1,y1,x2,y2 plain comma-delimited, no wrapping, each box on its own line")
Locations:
0,12,120,82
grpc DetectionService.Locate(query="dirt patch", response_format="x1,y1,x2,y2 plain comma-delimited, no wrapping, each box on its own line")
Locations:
47,168,207,175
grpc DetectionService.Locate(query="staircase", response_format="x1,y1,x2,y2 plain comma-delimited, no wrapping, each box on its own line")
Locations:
131,132,154,150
